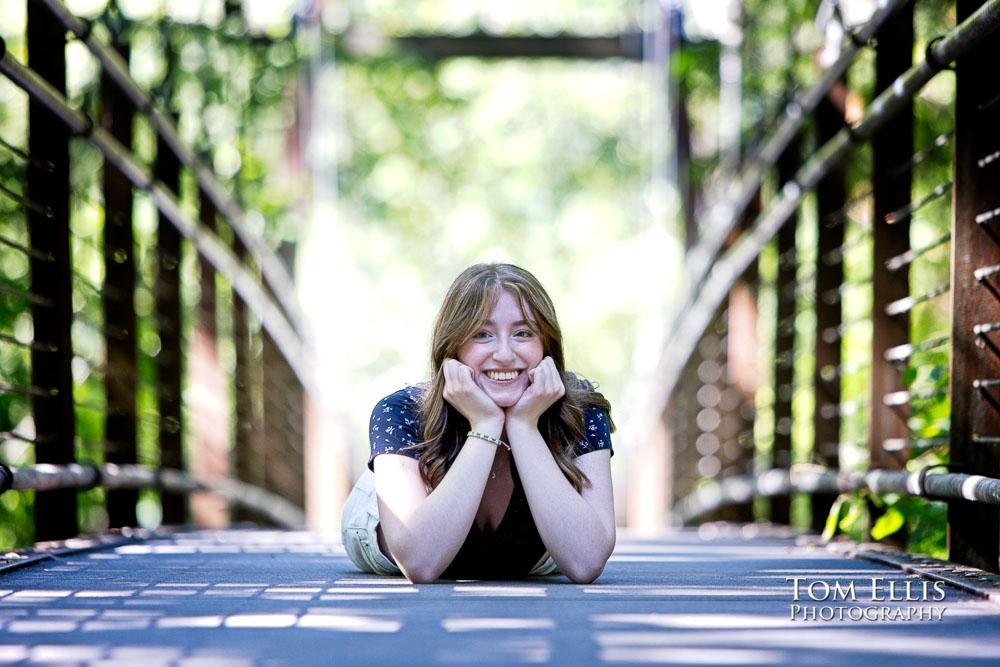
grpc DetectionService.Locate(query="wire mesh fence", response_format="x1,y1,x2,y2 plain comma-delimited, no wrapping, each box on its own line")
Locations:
657,0,1000,573
0,0,316,547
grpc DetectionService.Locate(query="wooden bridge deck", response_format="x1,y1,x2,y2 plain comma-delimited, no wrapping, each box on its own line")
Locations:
0,527,998,665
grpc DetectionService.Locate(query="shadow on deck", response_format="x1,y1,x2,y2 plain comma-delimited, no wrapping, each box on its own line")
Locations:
1,526,999,665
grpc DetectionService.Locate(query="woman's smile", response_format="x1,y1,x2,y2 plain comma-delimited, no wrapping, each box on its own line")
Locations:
484,369,523,382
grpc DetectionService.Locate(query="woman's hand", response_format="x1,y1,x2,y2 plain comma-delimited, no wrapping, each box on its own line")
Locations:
441,358,505,432
505,356,565,427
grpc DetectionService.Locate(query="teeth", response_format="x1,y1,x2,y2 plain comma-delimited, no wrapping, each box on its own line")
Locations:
487,371,518,381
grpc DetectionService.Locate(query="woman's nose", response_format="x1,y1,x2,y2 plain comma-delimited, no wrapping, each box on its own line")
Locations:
493,337,516,362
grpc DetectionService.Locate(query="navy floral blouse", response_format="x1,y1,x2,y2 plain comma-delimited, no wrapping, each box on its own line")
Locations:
367,382,613,579
368,385,614,469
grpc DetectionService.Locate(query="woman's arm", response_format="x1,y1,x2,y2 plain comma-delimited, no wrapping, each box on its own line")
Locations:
373,436,497,584
506,425,615,584
374,359,505,584
504,358,616,584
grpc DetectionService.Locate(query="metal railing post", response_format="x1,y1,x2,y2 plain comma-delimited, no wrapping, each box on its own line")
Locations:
232,238,266,522
772,138,800,524
155,119,186,525
948,0,1000,573
188,189,230,525
812,94,847,531
26,0,77,541
868,2,914,473
723,213,759,523
262,328,305,510
101,39,138,528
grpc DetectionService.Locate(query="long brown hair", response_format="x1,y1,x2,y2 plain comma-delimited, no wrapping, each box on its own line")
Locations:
411,263,613,492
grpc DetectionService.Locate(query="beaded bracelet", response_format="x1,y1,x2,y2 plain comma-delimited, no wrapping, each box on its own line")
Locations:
467,431,511,451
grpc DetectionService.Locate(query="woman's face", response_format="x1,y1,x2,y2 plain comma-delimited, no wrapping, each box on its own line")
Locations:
456,290,545,408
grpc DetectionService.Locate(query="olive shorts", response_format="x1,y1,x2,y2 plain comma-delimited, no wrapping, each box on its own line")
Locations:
340,470,403,576
340,469,559,577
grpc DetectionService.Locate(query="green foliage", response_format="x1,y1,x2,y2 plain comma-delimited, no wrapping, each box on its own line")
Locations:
0,0,305,548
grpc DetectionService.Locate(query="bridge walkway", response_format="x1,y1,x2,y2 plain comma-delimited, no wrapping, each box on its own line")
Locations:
1,527,999,665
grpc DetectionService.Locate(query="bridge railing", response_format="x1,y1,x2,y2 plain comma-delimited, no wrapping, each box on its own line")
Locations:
660,0,1000,572
0,0,313,545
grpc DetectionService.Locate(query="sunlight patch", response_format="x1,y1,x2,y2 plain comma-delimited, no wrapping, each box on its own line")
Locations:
443,617,556,632
224,614,298,628
157,616,224,629
298,613,402,632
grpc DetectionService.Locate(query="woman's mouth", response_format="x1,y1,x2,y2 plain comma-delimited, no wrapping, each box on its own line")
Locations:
485,370,521,382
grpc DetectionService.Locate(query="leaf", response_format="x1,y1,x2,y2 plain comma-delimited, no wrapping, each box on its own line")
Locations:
822,495,846,541
839,495,864,534
871,507,906,540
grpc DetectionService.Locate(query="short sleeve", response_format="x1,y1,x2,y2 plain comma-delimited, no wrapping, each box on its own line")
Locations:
576,406,614,457
368,386,424,471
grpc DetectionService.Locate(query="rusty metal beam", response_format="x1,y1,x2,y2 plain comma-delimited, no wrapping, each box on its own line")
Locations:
868,2,914,473
949,0,1000,573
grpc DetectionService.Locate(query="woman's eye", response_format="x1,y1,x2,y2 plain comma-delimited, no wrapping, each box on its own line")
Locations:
472,331,491,340
514,330,533,338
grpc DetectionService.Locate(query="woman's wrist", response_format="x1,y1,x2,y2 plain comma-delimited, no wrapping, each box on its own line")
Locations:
469,416,504,436
503,414,539,435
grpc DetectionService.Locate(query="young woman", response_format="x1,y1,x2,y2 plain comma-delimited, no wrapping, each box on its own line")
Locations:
341,263,615,583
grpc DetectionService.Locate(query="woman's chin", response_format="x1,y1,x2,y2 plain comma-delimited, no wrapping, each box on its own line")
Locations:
485,388,524,408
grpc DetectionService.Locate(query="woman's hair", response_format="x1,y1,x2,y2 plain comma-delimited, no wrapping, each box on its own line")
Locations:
411,263,614,492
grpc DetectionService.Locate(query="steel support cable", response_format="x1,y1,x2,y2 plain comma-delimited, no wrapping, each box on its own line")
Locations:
887,232,951,272
0,463,305,528
895,131,954,176
978,146,1000,168
73,313,127,342
0,133,53,171
0,381,56,397
884,334,951,362
982,91,1000,112
885,281,950,316
819,398,867,419
883,436,949,452
820,358,872,381
71,271,108,299
0,332,53,352
675,465,1000,523
821,278,871,305
823,230,872,266
0,232,53,263
882,385,949,406
823,190,874,229
35,0,306,339
822,316,870,344
679,0,909,320
0,181,52,218
0,431,46,445
652,0,1000,406
974,263,1000,282
819,132,951,233
885,180,952,225
0,280,53,308
0,50,316,394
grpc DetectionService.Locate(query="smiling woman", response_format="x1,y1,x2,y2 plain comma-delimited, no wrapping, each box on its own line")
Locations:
341,263,617,584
